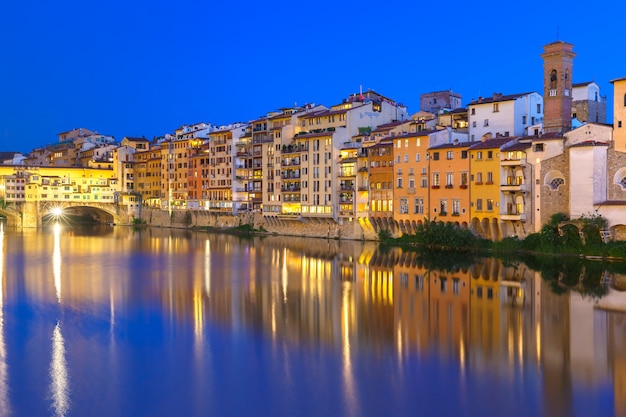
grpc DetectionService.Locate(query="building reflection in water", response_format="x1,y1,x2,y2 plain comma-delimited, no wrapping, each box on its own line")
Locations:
7,227,626,415
0,223,9,416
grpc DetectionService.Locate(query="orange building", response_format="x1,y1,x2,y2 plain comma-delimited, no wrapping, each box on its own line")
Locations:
368,138,394,228
393,128,450,231
427,141,472,227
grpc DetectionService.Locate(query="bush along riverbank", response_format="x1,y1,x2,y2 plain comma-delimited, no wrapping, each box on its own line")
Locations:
380,213,626,261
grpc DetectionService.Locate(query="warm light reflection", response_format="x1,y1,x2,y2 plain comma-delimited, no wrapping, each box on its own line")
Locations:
50,322,69,417
536,322,541,367
193,290,204,346
204,239,211,298
53,223,62,303
341,281,358,416
0,223,9,416
459,336,466,375
281,248,288,303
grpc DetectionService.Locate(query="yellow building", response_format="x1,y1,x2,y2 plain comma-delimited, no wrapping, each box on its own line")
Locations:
612,77,626,152
19,166,118,203
134,146,162,206
469,137,514,240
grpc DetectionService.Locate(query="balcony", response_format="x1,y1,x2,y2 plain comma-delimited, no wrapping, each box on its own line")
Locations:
501,178,529,192
501,157,526,166
282,159,301,167
282,144,309,153
281,185,301,192
501,212,527,221
281,173,301,180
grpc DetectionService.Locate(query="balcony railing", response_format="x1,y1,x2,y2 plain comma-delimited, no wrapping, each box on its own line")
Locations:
501,212,527,221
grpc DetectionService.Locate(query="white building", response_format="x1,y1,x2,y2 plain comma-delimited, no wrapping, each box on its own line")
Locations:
468,92,543,141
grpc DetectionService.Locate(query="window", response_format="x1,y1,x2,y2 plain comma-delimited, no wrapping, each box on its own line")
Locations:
619,121,623,128
522,115,527,124
409,178,415,188
550,177,564,190
487,150,493,159
421,178,428,188
624,94,626,106
476,172,483,183
397,178,403,188
534,143,544,152
493,103,499,112
460,172,468,187
432,173,440,186
452,200,460,215
550,70,557,89
399,198,408,214
477,151,483,160
487,172,493,184
404,154,409,163
414,198,424,214
439,200,447,215
471,108,476,115
446,151,454,160
461,150,468,159
484,119,489,127
432,152,440,160
452,279,460,295
537,104,542,113
416,153,420,162
472,121,477,128
486,199,494,211
446,173,453,187
476,199,483,210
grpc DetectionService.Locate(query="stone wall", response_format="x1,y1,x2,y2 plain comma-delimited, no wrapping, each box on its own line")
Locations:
139,208,374,240
572,99,607,124
540,152,570,225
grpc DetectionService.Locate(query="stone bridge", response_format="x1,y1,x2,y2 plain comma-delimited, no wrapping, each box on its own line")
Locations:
0,200,137,228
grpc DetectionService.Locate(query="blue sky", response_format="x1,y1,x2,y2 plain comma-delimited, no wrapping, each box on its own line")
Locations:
1,0,625,153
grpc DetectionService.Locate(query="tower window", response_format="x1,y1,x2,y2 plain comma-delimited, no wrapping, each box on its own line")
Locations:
623,94,626,107
550,70,557,89
549,177,564,190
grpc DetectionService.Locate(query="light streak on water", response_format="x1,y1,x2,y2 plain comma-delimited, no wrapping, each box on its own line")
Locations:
49,322,70,417
53,223,62,303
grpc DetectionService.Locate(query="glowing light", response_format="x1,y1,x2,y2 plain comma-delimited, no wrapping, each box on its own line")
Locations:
50,322,70,417
51,207,63,217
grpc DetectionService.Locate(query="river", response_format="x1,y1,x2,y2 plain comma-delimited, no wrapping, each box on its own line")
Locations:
0,222,623,416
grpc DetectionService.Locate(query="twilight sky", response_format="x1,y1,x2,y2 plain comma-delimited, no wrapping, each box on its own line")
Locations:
1,0,625,153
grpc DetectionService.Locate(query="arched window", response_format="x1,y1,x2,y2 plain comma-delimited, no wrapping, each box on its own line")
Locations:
620,177,626,189
550,70,557,89
550,178,564,190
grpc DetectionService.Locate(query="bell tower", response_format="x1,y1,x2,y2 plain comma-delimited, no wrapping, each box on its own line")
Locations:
541,41,575,134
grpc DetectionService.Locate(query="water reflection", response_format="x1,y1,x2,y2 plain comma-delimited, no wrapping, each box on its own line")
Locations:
2,226,625,416
0,223,9,417
49,322,69,417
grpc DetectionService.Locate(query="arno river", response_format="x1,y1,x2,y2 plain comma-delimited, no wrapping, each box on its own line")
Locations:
0,222,624,417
